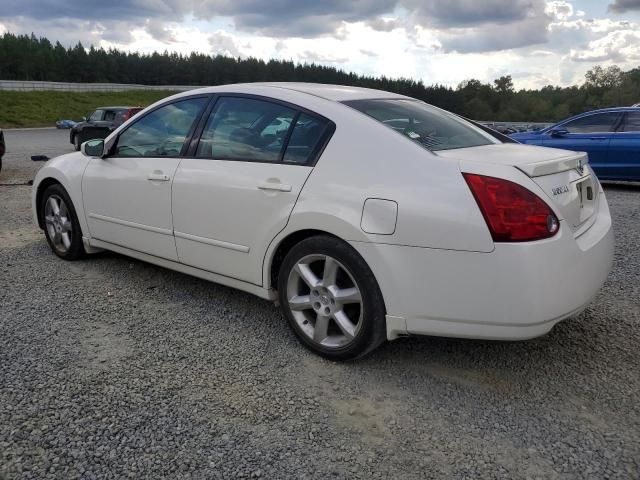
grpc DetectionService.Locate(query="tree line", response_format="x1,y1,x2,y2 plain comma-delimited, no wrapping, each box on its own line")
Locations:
1,33,638,122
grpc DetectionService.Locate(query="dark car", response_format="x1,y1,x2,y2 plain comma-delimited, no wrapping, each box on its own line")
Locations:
0,129,5,172
70,106,142,150
511,107,640,182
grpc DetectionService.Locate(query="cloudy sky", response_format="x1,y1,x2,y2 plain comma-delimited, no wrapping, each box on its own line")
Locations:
1,0,640,89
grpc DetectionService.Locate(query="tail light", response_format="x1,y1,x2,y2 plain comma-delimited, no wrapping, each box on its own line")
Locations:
463,173,559,242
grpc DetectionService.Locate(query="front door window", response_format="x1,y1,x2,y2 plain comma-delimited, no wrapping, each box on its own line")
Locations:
115,98,207,157
562,113,620,133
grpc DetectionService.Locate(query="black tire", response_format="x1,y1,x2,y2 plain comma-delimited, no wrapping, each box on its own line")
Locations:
73,133,81,151
277,235,386,360
40,184,85,260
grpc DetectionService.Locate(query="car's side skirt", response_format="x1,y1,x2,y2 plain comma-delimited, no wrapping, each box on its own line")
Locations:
88,238,276,301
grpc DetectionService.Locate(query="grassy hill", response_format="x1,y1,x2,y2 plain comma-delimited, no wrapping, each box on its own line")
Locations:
0,90,177,128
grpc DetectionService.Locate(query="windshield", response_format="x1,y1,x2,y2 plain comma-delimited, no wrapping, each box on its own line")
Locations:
343,99,497,152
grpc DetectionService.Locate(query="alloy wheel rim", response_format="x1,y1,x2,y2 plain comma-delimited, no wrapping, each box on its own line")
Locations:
44,195,73,254
286,254,363,348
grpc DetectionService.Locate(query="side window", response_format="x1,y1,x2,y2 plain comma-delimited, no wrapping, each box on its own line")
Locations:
283,114,330,165
114,111,126,125
104,111,117,122
89,110,104,122
621,112,640,132
196,97,296,162
114,97,207,158
562,113,620,133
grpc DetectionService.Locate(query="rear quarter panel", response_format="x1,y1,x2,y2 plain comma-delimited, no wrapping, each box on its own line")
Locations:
264,102,496,286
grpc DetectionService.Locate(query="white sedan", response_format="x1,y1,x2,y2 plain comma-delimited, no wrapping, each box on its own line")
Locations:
32,83,614,360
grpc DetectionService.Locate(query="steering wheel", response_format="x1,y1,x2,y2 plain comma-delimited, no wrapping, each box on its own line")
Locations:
154,139,180,156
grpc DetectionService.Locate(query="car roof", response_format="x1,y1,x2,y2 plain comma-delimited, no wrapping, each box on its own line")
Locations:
572,107,640,115
545,106,640,130
95,106,142,111
191,82,411,102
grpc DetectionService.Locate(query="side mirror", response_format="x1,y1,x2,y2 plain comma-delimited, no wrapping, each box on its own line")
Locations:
549,128,569,137
81,139,105,158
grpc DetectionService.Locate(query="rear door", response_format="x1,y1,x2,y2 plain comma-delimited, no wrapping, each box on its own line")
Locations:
543,112,621,176
172,95,334,285
608,111,640,181
82,96,209,260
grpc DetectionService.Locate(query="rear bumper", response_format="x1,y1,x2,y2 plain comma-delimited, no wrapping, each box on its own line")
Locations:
351,191,614,341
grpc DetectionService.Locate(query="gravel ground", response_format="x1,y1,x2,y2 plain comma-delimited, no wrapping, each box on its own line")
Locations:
1,129,639,479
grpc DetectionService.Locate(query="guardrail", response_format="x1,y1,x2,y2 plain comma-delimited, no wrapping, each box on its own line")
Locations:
0,80,197,92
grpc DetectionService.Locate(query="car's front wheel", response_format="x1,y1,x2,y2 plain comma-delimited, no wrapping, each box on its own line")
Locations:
277,235,386,360
41,184,85,260
73,134,81,151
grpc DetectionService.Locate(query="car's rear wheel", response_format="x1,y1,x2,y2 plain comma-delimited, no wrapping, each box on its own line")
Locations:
41,184,85,260
277,235,386,360
73,134,81,151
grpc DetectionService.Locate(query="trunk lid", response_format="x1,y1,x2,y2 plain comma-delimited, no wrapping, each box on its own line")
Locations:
438,144,598,233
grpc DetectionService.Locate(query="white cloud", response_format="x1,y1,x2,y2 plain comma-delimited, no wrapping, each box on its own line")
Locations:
366,17,402,31
145,19,177,43
546,1,574,21
530,49,555,56
2,0,640,91
569,29,640,62
209,31,243,57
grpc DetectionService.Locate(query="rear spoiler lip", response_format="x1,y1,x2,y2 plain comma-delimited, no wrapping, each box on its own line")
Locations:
516,151,589,177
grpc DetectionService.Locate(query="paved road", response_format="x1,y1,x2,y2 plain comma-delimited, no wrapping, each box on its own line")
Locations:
1,128,74,185
1,130,639,479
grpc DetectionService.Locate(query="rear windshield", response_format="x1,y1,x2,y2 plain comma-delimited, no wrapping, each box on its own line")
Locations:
343,99,496,152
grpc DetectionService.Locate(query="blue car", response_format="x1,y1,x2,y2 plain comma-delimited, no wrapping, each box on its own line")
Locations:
511,107,640,182
55,119,77,129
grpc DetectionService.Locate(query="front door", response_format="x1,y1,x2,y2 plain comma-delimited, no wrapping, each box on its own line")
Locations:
82,96,209,260
543,111,621,174
172,95,333,285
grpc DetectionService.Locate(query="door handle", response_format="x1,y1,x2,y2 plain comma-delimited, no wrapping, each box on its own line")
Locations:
257,182,292,192
589,137,608,140
147,173,170,181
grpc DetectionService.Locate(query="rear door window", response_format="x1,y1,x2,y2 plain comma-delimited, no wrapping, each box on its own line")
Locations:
104,111,117,122
621,112,640,132
283,113,331,164
196,97,296,162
